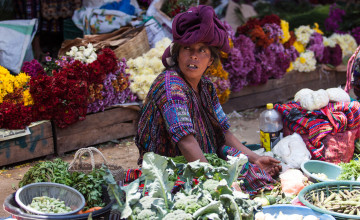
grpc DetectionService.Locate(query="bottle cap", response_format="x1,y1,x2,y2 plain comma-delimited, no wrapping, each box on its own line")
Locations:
266,103,273,109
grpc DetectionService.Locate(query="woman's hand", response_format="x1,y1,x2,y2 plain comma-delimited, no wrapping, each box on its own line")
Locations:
253,156,282,177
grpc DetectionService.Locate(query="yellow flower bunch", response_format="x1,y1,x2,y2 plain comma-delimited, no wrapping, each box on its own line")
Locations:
280,20,290,44
312,23,323,35
205,61,231,104
0,65,32,105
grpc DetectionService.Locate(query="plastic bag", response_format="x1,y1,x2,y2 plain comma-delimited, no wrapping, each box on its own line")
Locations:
0,19,38,74
272,133,311,169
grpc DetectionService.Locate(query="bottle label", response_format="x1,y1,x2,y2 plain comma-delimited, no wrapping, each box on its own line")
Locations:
260,129,283,152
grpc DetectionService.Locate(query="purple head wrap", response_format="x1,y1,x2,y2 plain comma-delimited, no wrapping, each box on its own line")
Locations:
162,5,230,67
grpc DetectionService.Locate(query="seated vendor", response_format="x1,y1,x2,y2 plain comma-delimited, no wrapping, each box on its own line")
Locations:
135,5,281,185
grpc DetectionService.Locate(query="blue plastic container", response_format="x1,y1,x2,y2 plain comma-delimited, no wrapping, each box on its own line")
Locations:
261,204,335,219
301,160,342,182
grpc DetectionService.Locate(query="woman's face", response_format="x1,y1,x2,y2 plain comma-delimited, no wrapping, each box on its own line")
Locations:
177,43,214,84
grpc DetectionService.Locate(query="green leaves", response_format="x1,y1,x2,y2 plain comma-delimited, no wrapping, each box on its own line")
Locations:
142,152,174,209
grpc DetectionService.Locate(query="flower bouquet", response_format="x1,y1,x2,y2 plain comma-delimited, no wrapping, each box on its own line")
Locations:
0,65,33,129
22,44,136,128
127,37,171,100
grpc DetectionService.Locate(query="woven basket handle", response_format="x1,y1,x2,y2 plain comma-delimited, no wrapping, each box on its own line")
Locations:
68,147,109,171
345,45,360,93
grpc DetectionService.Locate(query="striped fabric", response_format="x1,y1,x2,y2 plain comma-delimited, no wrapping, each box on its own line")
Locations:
136,70,230,165
275,101,360,160
220,146,275,195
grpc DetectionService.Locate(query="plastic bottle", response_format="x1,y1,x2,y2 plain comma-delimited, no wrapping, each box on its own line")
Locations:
259,103,283,152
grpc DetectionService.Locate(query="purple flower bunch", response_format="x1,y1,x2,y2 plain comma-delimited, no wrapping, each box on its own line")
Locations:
321,44,342,67
87,58,137,113
308,32,325,61
21,59,45,77
324,3,345,32
223,22,298,92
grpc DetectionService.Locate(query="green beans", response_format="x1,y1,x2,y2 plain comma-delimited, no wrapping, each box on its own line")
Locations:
28,196,72,214
308,189,360,216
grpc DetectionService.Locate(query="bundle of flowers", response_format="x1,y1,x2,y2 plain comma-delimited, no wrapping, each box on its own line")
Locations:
204,60,231,104
127,37,171,100
293,22,357,70
26,46,135,128
29,59,89,128
87,57,137,113
0,65,33,129
224,15,298,92
324,3,360,45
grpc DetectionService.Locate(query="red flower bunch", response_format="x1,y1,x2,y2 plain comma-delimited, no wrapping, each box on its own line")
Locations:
87,48,118,85
260,14,281,26
0,102,33,129
284,31,297,49
30,60,89,128
237,18,261,36
249,25,274,48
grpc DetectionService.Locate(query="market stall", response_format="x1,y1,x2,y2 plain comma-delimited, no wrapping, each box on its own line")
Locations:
1,0,360,219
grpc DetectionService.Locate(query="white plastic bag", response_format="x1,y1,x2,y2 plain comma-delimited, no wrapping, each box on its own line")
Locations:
272,133,311,169
0,19,38,74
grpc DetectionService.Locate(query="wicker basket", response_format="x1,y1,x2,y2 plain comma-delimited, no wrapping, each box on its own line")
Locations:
299,181,360,220
112,26,150,60
58,26,150,60
68,147,125,183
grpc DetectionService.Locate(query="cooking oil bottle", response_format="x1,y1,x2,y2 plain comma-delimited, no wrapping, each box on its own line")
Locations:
259,103,283,151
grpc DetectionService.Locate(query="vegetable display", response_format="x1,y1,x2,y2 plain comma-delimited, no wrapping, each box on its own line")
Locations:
338,154,360,181
19,158,106,210
104,152,261,220
306,189,360,215
28,196,72,214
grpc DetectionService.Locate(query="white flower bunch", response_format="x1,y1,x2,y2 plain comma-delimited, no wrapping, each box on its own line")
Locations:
127,37,171,100
322,36,336,47
294,25,315,46
328,33,358,58
66,43,97,63
293,50,317,72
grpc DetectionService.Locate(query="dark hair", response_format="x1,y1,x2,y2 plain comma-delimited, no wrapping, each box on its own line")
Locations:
170,42,220,68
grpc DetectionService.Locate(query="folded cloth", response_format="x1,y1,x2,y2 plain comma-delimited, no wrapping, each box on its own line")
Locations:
275,101,360,160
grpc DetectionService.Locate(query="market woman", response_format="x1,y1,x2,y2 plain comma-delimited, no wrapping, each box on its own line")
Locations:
136,5,281,193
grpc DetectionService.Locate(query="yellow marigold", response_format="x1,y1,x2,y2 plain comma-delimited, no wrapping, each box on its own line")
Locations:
293,41,305,53
286,62,294,72
218,88,230,104
23,89,33,106
0,65,9,76
13,72,30,89
280,20,290,44
313,23,323,35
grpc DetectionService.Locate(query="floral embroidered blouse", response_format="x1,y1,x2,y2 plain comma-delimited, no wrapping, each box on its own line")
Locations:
135,70,230,164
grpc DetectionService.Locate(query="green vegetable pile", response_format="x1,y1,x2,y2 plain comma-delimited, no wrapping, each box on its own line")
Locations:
28,196,72,214
171,153,229,168
338,154,360,181
104,152,260,220
19,158,106,209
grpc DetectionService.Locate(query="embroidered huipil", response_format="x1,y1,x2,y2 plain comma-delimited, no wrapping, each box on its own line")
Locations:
135,70,230,164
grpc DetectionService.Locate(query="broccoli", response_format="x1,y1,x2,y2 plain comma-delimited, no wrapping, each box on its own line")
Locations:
135,209,159,220
173,193,210,214
163,210,192,220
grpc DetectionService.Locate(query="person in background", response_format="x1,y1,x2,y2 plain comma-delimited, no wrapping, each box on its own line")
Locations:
135,5,281,194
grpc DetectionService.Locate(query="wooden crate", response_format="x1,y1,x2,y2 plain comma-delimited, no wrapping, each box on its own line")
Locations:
221,66,347,113
0,121,54,167
55,106,139,155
